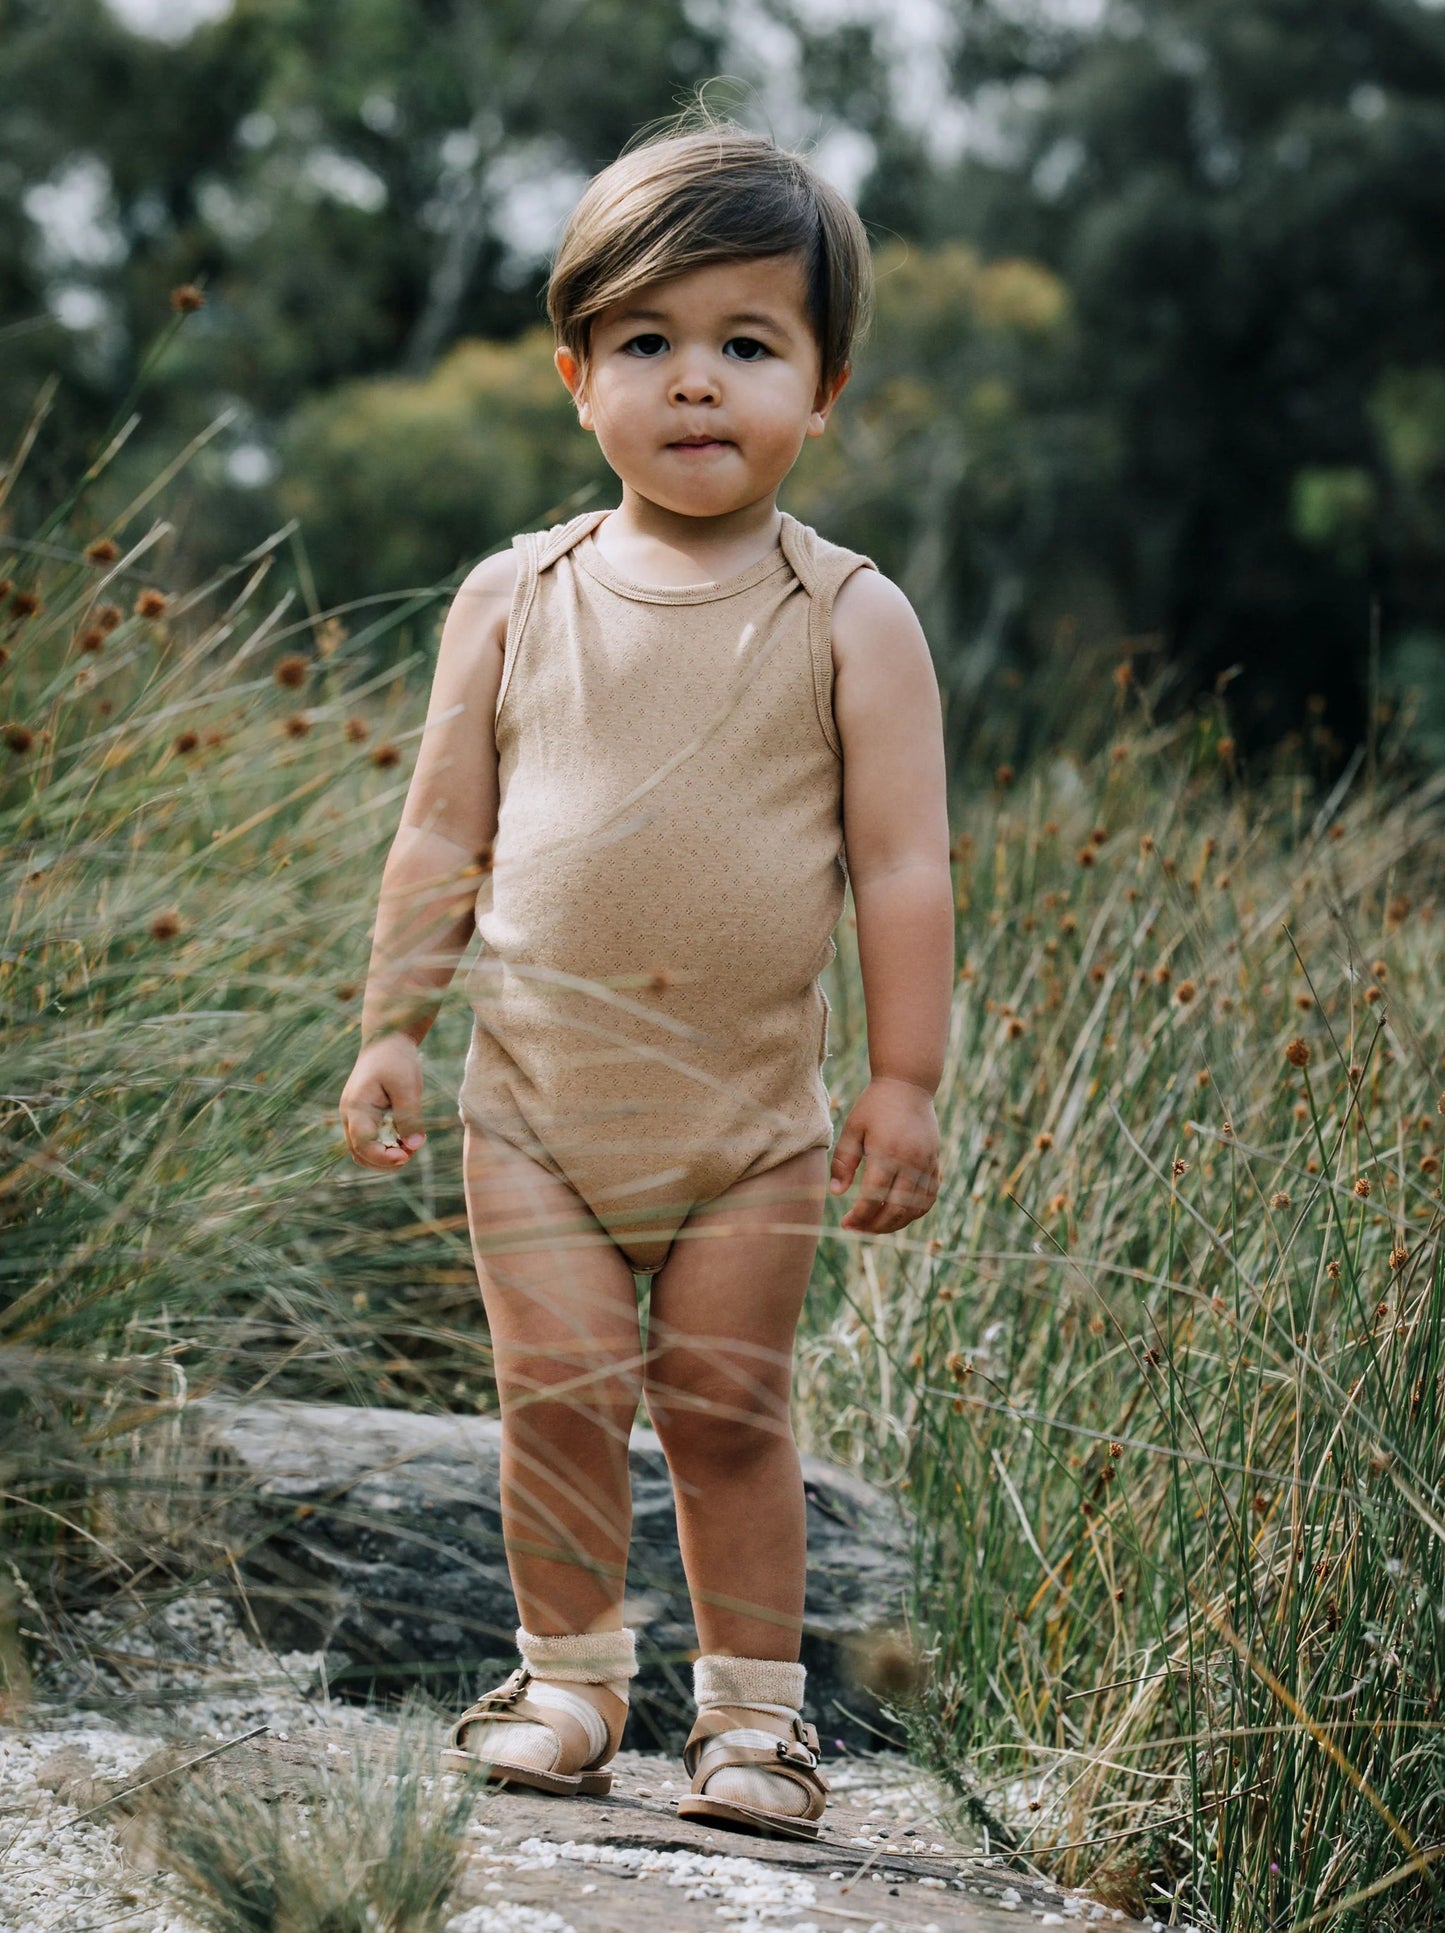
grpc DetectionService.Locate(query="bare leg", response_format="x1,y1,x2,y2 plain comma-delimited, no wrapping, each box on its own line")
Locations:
461,1122,643,1640
641,1145,828,1661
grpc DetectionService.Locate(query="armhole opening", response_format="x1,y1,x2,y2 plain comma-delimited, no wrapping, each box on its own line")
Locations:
810,557,877,759
494,533,538,729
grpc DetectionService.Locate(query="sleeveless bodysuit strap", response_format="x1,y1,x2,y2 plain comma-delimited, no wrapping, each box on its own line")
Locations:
777,512,878,758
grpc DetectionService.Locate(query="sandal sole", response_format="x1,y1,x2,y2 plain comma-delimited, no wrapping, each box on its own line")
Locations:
676,1795,822,1840
439,1749,613,1796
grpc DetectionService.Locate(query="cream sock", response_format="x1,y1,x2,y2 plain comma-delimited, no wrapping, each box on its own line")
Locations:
462,1625,637,1774
692,1654,813,1817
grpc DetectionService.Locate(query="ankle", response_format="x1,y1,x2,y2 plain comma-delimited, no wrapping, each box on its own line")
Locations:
693,1653,806,1717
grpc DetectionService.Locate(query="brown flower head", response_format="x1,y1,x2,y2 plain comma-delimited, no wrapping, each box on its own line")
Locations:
1285,1038,1311,1068
370,741,401,768
1091,826,1109,846
1077,845,1096,867
1175,979,1197,1004
1196,1069,1211,1087
84,537,120,565
170,282,205,312
945,1351,972,1383
95,603,123,633
1371,960,1388,981
1353,1177,1371,1198
1295,992,1315,1011
4,722,35,754
1035,1131,1054,1151
75,626,105,652
10,588,41,618
1173,1159,1188,1179
1154,962,1171,985
344,715,370,742
1421,1154,1440,1177
172,730,199,755
283,713,312,738
149,908,182,941
1271,1191,1292,1210
134,588,168,618
1390,1246,1409,1271
1364,985,1382,1005
274,653,309,689
1326,1259,1341,1280
1349,1064,1364,1086
1004,1015,1026,1040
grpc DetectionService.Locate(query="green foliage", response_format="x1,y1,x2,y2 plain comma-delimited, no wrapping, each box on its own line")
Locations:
277,327,609,606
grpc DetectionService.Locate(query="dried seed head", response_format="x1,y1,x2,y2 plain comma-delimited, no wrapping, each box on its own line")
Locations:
1035,1131,1053,1150
273,653,309,688
370,742,401,768
1390,1246,1408,1271
1154,962,1171,985
1353,1177,1371,1198
95,603,123,632
1173,1159,1188,1179
203,728,225,748
10,587,41,617
1005,1016,1026,1040
945,1351,973,1382
1285,1038,1311,1068
3,722,35,754
170,282,205,312
1326,1259,1341,1280
172,730,199,755
1348,1064,1364,1086
149,908,182,941
1271,1191,1292,1210
1295,993,1314,1011
1175,979,1197,1004
1060,912,1078,935
1306,1157,1320,1174
1294,1101,1309,1122
1421,1154,1440,1177
1108,1441,1123,1459
1091,826,1109,845
134,588,168,618
1364,986,1381,1005
335,984,358,1002
84,537,120,564
75,627,105,652
1077,845,1096,867
1047,1192,1068,1214
1196,1069,1211,1087
1387,895,1411,924
283,713,312,738
1139,833,1156,854
344,715,370,742
1371,960,1388,980
1143,1346,1162,1367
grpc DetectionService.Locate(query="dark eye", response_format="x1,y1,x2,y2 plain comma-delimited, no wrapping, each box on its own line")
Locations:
624,333,668,356
726,337,771,361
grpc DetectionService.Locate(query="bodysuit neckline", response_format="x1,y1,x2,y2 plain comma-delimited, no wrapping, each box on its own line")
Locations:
575,519,793,605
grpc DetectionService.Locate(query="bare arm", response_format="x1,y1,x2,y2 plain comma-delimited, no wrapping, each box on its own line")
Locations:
339,547,516,1167
827,569,954,1233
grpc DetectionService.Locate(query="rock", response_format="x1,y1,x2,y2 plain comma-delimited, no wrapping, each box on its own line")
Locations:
183,1398,912,1753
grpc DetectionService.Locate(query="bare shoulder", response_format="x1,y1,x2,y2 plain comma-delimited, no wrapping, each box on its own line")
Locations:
831,565,934,680
436,546,518,677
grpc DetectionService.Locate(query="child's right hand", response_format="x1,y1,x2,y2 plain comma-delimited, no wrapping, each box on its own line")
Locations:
339,1033,427,1169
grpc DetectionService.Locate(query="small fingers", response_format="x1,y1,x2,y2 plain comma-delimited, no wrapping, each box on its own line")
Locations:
840,1155,898,1230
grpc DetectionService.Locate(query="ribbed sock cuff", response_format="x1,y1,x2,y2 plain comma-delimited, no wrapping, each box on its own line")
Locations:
693,1653,806,1712
516,1624,638,1684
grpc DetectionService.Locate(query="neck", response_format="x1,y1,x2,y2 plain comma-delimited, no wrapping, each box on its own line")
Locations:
606,486,782,567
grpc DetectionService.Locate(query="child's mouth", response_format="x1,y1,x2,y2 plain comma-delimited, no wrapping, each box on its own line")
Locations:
669,438,731,452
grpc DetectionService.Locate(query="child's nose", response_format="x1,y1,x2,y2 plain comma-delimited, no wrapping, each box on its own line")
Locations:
669,365,719,404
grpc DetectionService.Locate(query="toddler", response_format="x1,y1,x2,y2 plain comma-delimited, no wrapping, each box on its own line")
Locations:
339,107,953,1840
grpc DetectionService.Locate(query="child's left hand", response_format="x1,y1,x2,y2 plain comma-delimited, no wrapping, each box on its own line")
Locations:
828,1077,941,1234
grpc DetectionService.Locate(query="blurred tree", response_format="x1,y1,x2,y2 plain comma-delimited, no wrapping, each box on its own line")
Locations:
904,0,1445,743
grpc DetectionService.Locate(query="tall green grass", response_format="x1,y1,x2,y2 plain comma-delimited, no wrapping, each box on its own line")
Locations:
4,435,1444,1930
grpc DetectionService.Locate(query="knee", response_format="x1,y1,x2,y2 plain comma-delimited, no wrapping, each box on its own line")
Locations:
642,1361,793,1475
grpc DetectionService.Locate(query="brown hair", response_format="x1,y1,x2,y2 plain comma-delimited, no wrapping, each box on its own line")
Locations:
547,108,874,394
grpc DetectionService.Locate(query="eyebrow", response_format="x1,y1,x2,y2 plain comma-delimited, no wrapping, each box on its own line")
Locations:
607,306,793,334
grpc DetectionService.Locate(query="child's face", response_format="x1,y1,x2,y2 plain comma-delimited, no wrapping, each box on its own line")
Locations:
555,251,848,521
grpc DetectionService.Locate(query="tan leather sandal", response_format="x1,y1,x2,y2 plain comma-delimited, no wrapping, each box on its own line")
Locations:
439,1665,617,1795
675,1704,829,1840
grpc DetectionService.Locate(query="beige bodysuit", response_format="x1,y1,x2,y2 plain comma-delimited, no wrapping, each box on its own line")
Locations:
456,505,877,1274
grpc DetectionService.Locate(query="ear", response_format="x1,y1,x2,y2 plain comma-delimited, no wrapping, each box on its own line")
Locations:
554,344,595,432
806,362,851,439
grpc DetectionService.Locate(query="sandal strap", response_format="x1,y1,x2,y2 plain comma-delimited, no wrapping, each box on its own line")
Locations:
683,1707,829,1803
449,1667,602,1771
